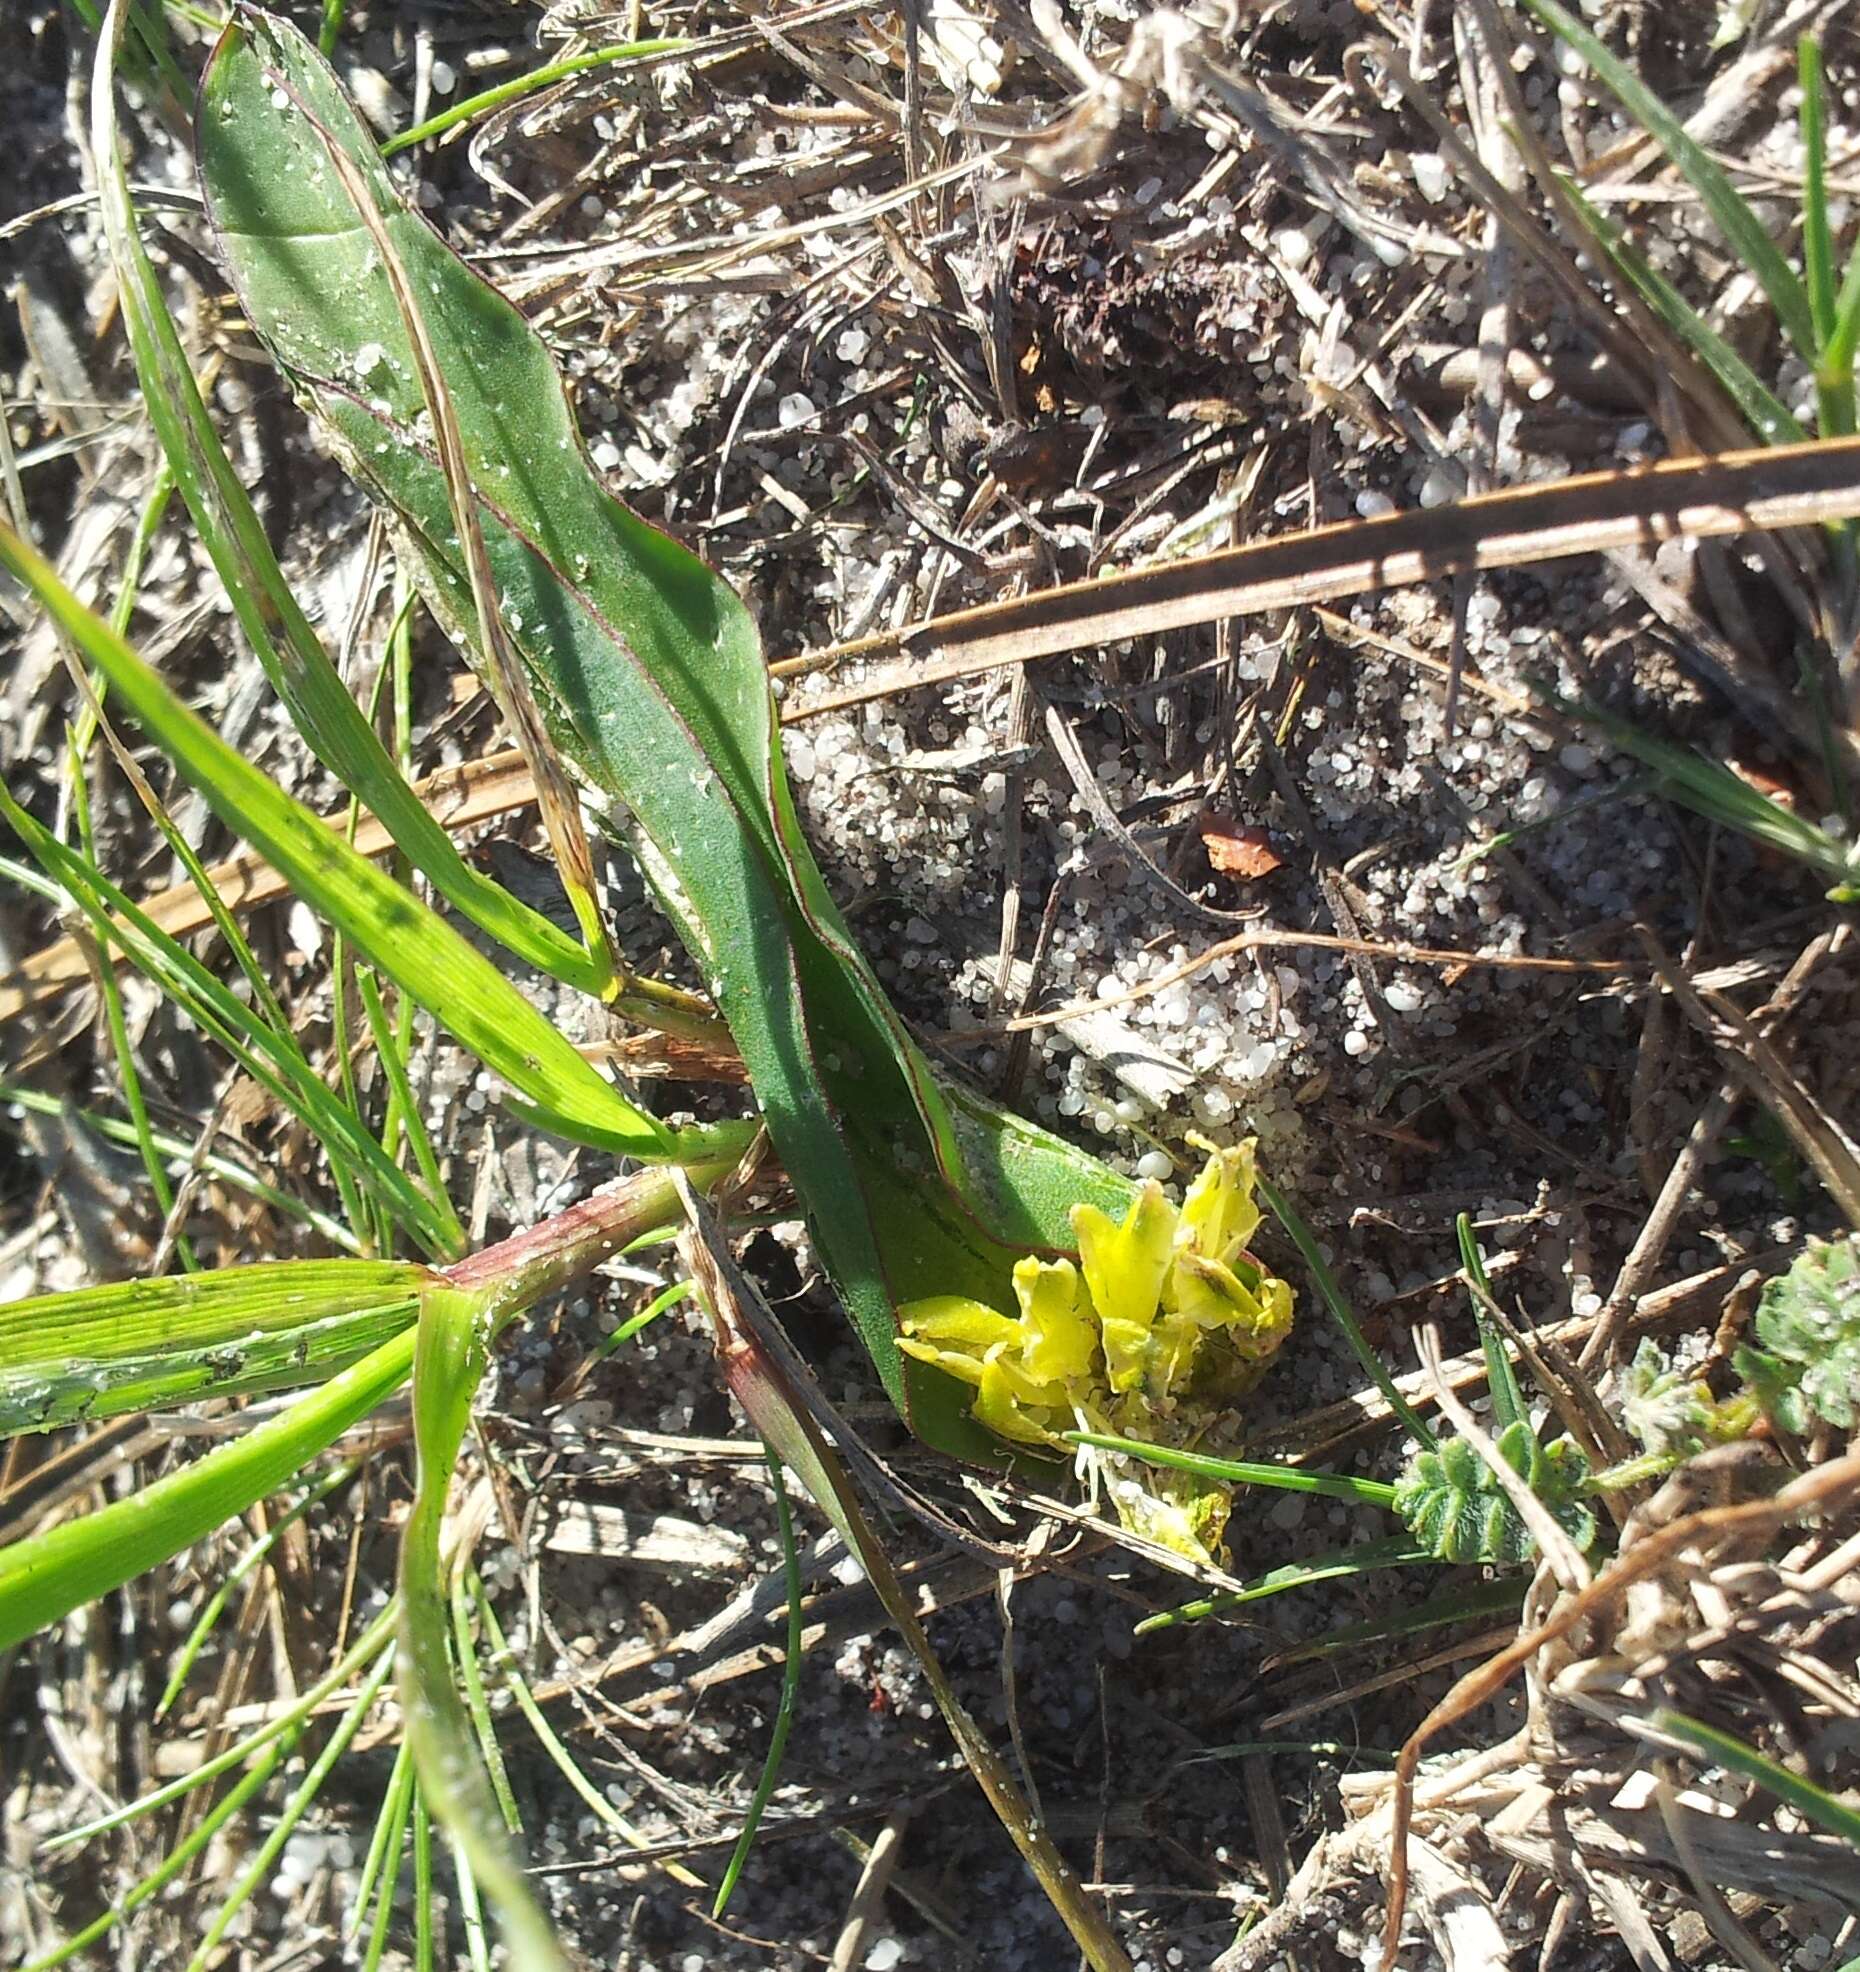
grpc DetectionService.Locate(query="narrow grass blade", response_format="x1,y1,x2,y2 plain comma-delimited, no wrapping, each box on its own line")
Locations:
712,1444,804,1916
1654,1707,1860,1846
0,1261,428,1436
355,966,463,1250
684,1205,1136,1972
1134,1535,1436,1634
1263,1577,1526,1669
48,1601,398,1850
451,1566,521,1834
0,1329,414,1652
1064,1430,1398,1508
159,1458,360,1715
1258,1176,1437,1447
1553,174,1805,448
0,1084,360,1248
0,781,445,1249
21,1729,295,1972
1456,1214,1527,1436
183,1642,399,1972
399,1285,568,1972
1523,0,1816,356
469,1576,706,1889
356,1742,415,1968
68,735,192,1271
383,40,686,156
1541,683,1860,895
91,0,608,997
1801,40,1836,351
0,521,675,1159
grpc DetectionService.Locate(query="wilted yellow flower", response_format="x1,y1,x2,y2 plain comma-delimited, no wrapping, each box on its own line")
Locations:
897,1138,1294,1566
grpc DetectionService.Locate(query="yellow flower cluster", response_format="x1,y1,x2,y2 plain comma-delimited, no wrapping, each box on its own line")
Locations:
897,1139,1294,1564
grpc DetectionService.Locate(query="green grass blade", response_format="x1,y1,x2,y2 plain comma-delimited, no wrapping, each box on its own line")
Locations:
68,728,192,1271
1262,1576,1526,1668
382,39,687,157
451,1565,521,1834
1134,1535,1437,1634
0,1329,414,1651
413,1790,436,1972
1796,37,1853,435
1524,0,1816,356
0,1261,427,1435
1654,1707,1860,1847
47,1601,398,1850
1064,1430,1398,1508
0,792,439,1249
712,1444,804,1916
90,0,609,997
1456,1214,1528,1436
1800,40,1836,349
356,1741,416,1968
399,1285,568,1972
21,1729,296,1972
1554,174,1805,447
1259,1175,1437,1448
158,1458,360,1715
0,521,674,1161
0,1084,361,1249
356,965,463,1251
591,1278,695,1362
1540,683,1860,892
469,1575,703,1887
184,1642,399,1972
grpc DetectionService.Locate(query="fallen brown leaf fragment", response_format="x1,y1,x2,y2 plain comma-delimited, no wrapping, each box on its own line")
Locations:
1197,812,1285,879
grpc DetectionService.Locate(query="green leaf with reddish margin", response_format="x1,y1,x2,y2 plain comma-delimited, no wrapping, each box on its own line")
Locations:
197,11,1137,1461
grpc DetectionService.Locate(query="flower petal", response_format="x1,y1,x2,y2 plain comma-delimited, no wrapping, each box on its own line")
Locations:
1072,1182,1175,1343
1012,1256,1096,1385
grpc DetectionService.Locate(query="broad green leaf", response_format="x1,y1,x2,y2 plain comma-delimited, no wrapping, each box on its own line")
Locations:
0,1326,414,1652
1524,0,1816,358
0,1259,430,1434
198,16,1142,1457
90,0,610,997
0,523,676,1160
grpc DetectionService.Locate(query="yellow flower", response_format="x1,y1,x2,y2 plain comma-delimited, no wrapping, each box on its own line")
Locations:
897,1138,1295,1566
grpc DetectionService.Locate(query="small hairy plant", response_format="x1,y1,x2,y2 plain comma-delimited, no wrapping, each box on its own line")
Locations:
1737,1233,1860,1434
1392,1422,1596,1568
